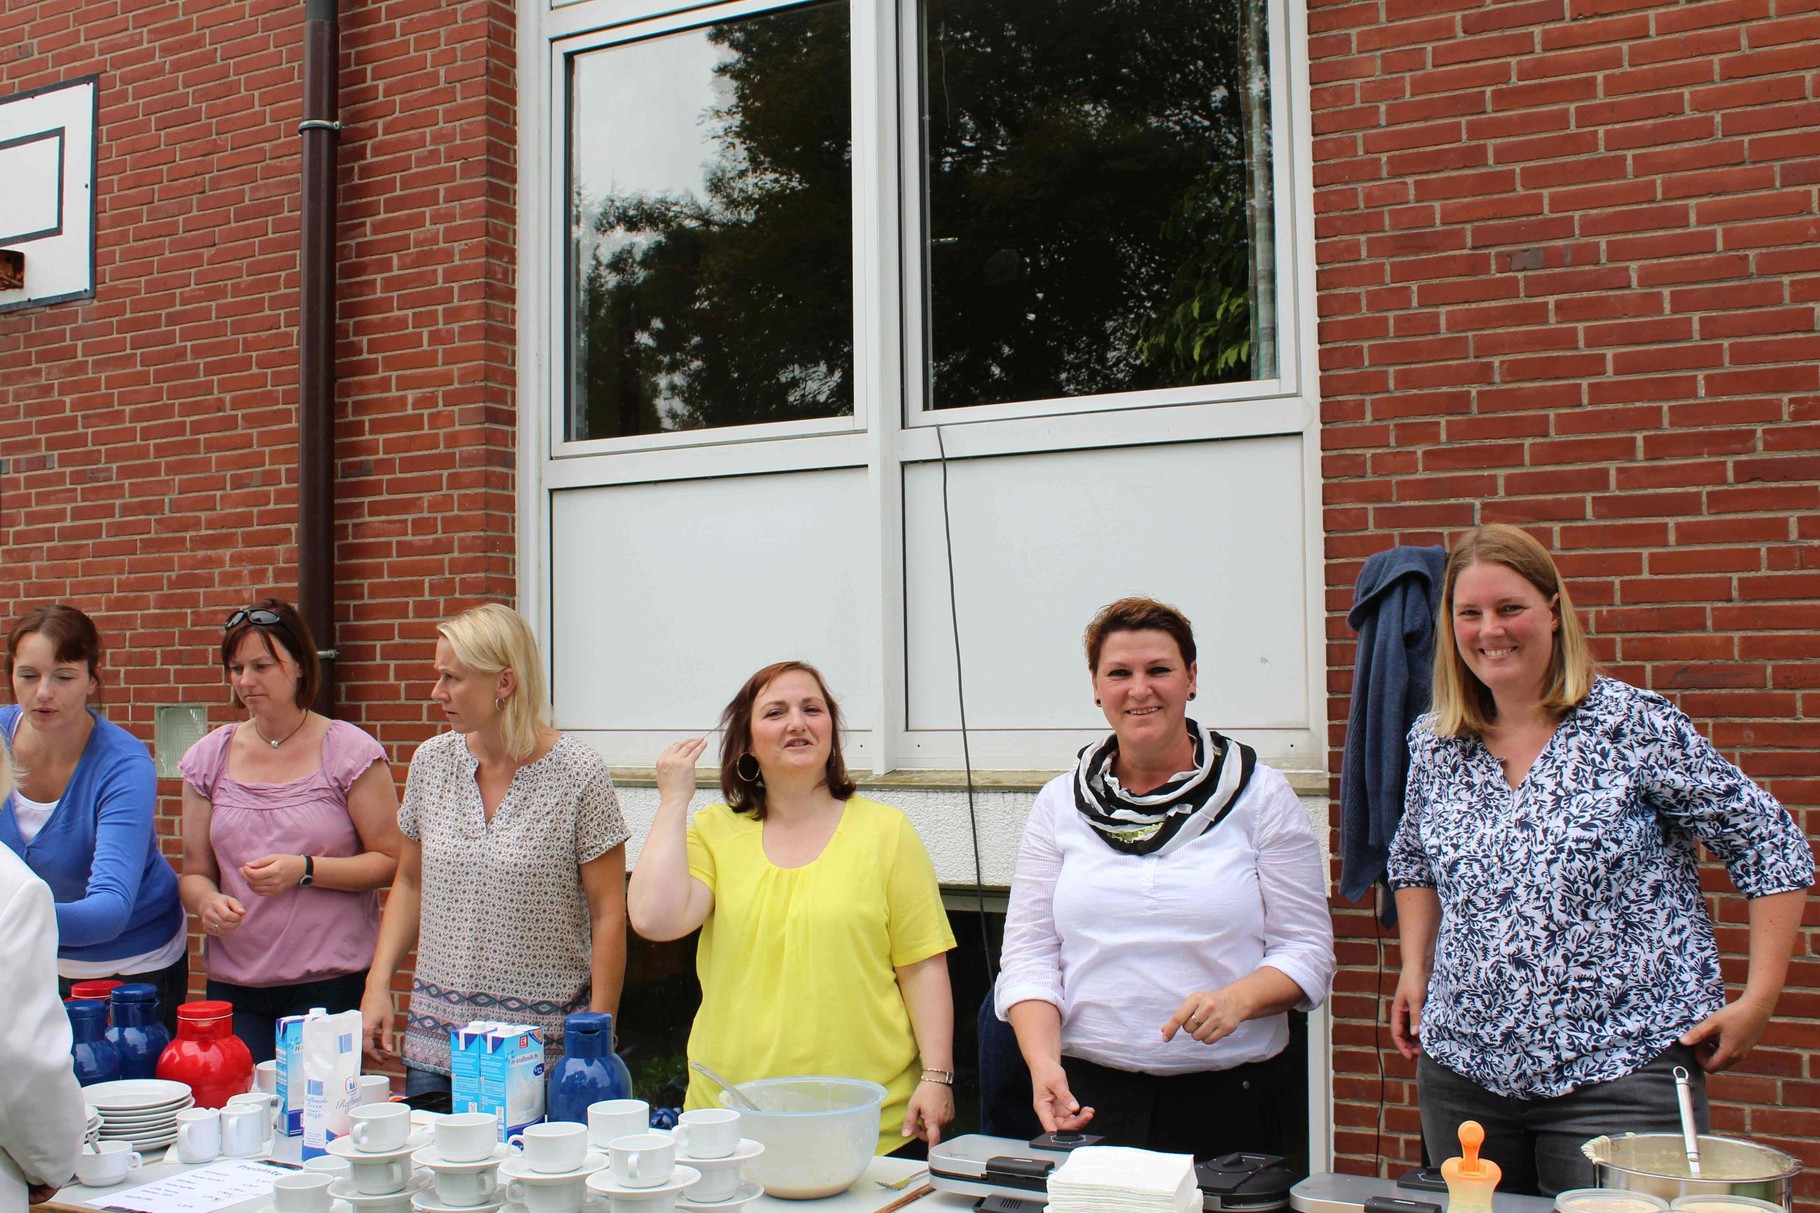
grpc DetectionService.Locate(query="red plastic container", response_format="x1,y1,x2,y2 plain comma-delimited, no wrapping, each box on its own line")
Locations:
70,979,125,1002
155,1000,253,1108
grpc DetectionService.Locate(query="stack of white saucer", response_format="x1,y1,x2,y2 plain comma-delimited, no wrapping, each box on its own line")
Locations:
85,1079,194,1153
499,1123,606,1213
412,1113,510,1213
328,1103,429,1213
584,1107,762,1213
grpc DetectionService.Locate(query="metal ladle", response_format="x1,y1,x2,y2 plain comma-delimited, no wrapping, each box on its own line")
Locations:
1673,1065,1702,1178
690,1060,763,1112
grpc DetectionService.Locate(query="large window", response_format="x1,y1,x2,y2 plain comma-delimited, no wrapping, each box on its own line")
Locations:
535,0,1317,779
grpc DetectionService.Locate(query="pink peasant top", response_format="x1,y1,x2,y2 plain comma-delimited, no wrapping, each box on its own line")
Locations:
179,720,388,986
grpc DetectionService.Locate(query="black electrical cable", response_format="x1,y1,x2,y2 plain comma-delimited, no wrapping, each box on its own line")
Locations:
935,425,996,980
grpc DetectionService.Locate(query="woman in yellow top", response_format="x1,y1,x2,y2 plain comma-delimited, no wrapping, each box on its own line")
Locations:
628,660,957,1153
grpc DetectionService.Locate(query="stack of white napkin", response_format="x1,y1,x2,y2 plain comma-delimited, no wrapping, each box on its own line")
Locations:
1045,1145,1200,1213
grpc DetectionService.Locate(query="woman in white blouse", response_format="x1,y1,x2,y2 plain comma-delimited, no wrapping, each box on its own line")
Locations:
996,597,1334,1159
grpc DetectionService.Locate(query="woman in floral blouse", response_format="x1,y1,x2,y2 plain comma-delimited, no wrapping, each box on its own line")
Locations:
1388,525,1811,1197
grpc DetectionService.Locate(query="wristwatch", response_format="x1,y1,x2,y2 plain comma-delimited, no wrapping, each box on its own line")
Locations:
299,855,315,887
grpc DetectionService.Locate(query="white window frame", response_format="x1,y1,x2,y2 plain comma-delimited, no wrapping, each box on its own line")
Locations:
519,0,1326,780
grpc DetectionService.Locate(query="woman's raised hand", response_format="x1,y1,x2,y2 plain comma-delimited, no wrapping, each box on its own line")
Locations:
655,737,709,804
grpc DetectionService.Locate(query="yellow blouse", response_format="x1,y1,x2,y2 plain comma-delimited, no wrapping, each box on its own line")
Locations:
683,795,956,1154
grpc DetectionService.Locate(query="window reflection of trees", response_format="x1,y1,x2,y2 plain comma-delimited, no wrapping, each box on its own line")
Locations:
923,0,1274,408
567,0,1273,441
571,3,853,440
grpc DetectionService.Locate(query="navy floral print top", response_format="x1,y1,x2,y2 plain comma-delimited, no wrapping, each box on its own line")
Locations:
1388,677,1814,1099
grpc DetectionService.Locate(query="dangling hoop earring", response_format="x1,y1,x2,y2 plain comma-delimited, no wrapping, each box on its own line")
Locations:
495,697,504,712
735,753,762,784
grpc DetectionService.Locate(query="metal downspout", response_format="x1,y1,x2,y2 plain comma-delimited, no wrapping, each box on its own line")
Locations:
299,0,339,713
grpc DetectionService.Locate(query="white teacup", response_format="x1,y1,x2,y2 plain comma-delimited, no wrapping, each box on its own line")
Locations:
221,1102,268,1158
608,1133,676,1190
175,1107,221,1164
503,1175,586,1213
672,1108,739,1161
273,1172,337,1213
430,1165,499,1208
349,1103,412,1153
355,1075,391,1107
343,1154,410,1195
585,1099,647,1150
506,1123,588,1175
303,1156,351,1180
434,1113,499,1164
75,1142,143,1188
255,1060,280,1095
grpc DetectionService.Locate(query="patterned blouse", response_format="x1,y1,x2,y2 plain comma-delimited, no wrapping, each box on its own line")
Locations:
397,730,628,1074
1388,677,1813,1100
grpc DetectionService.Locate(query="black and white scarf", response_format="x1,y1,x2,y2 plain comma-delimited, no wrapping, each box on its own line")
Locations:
1072,718,1257,857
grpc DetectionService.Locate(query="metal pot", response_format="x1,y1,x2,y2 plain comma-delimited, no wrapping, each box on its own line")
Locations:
1581,1134,1800,1210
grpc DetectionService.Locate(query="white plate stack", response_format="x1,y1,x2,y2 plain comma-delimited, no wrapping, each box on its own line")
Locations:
84,1080,195,1152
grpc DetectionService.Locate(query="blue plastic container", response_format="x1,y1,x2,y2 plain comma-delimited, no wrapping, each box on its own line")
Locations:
545,1011,633,1125
106,983,172,1081
67,999,125,1086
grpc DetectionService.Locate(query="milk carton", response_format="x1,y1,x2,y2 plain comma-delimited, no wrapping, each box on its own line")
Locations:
276,1007,327,1136
449,1021,505,1116
448,1021,543,1140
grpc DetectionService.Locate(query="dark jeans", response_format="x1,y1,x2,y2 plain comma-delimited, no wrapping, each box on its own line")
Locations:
1061,1046,1300,1163
61,950,189,1039
1417,1044,1710,1197
405,1066,453,1098
206,970,370,1065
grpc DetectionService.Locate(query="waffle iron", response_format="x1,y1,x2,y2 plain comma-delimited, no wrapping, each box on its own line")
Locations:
929,1132,1295,1211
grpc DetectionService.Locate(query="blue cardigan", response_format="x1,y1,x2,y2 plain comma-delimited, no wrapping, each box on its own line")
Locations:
0,706,184,964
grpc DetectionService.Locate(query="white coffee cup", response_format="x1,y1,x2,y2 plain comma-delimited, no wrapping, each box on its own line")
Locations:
504,1175,586,1213
302,1156,351,1180
355,1075,391,1107
221,1102,268,1158
349,1102,412,1153
608,1132,676,1189
273,1172,337,1213
672,1108,739,1160
175,1107,221,1164
430,1165,499,1208
507,1123,588,1175
255,1060,280,1095
434,1112,500,1164
683,1155,742,1204
585,1099,647,1150
343,1154,410,1195
75,1142,143,1188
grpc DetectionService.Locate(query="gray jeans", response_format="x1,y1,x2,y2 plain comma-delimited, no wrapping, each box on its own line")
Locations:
1417,1044,1710,1197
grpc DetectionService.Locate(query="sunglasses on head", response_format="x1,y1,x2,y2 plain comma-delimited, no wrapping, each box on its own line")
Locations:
225,608,285,631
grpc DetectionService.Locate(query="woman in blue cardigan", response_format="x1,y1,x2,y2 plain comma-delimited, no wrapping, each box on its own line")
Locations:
1,606,186,1033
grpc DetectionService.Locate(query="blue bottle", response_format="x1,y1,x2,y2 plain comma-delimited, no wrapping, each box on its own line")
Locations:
106,983,172,1080
67,999,125,1086
546,1011,633,1125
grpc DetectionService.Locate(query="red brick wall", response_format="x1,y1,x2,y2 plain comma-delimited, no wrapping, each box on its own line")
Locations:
1310,0,1820,1205
0,0,518,1045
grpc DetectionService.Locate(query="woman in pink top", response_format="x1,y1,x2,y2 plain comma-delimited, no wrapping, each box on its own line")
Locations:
178,599,404,1063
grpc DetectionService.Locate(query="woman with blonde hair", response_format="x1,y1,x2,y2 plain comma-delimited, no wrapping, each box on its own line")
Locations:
1389,525,1812,1196
361,604,629,1095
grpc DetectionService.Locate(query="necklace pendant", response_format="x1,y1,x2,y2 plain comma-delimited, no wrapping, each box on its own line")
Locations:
269,737,282,749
